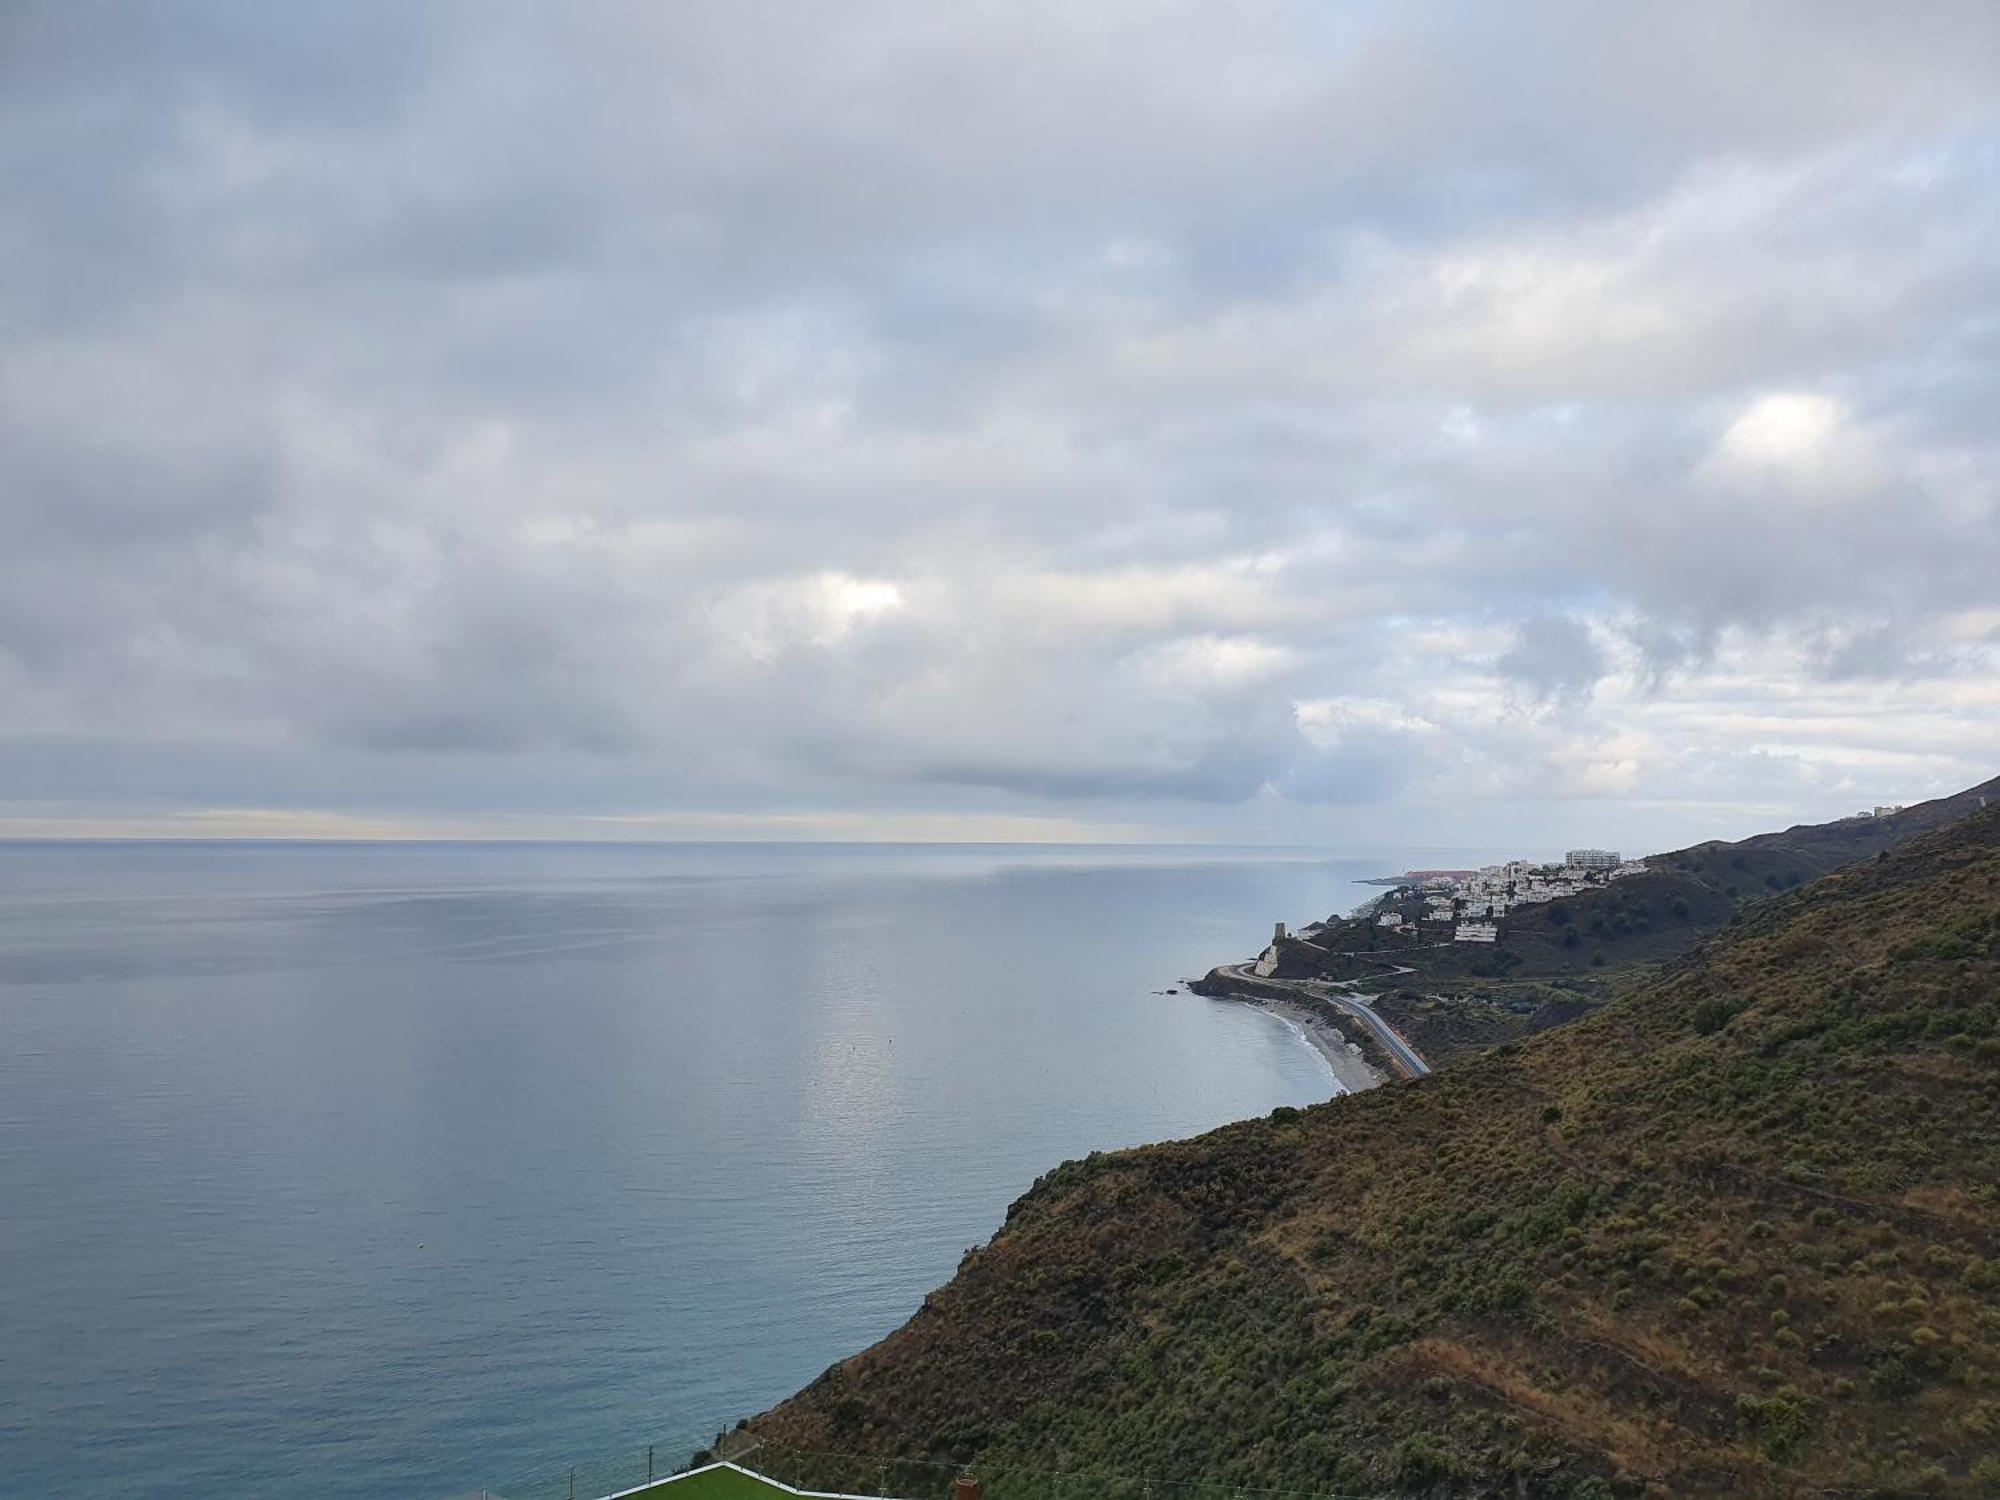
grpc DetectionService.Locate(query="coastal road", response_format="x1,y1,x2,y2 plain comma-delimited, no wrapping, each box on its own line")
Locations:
1217,965,1433,1080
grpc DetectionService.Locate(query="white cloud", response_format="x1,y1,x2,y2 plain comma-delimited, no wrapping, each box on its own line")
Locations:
1134,635,1294,692
1702,391,1878,503
1293,698,1438,745
708,572,907,662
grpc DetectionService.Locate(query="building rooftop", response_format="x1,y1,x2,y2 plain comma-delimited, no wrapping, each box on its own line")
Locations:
495,1441,1356,1500
600,1461,896,1498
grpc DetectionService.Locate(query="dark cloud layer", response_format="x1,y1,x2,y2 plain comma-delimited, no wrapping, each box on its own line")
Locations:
3,2,1997,846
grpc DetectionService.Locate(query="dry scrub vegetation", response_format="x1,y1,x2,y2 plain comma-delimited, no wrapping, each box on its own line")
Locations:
757,806,2000,1498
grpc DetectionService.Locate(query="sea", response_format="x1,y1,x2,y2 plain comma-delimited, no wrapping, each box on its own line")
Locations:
0,840,1450,1499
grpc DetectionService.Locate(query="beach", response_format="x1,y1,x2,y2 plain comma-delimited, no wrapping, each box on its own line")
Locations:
1240,992,1386,1095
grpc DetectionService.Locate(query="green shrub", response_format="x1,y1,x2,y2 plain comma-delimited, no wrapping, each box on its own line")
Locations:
1393,1432,1460,1486
1692,997,1742,1035
1871,1353,1920,1398
1735,1394,1809,1459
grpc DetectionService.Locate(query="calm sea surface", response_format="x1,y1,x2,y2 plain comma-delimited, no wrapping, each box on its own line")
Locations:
0,841,1428,1498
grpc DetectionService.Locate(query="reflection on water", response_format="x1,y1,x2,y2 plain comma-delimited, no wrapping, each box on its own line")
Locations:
0,840,1458,1499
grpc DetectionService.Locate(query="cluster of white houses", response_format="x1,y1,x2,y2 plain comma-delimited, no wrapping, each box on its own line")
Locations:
1376,849,1647,944
1840,804,1905,822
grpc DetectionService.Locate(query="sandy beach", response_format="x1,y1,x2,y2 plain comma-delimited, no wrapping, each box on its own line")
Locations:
1237,992,1385,1095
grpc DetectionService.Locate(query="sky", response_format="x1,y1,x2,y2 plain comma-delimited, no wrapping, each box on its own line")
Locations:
3,2,1998,851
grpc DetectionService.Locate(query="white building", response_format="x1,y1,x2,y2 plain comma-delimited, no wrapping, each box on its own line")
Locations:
1565,848,1620,870
1454,921,1499,943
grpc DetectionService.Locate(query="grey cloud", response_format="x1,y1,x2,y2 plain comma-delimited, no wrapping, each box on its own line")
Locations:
908,709,1417,809
913,747,1280,807
2,2,1998,841
1497,617,1607,704
1619,620,1715,690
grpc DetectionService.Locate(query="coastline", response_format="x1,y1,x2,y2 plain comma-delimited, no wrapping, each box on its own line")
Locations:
1233,991,1386,1095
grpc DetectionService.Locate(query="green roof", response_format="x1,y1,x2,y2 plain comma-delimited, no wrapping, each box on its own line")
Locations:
605,1461,890,1499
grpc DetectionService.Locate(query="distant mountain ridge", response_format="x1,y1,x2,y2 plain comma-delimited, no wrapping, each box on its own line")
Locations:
1241,775,2000,997
749,779,2000,1497
1713,777,1999,870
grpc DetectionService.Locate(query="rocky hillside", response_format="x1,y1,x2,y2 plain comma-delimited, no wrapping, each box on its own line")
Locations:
752,799,2000,1497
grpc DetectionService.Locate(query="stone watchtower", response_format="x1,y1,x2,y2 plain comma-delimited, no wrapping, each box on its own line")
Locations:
1273,921,1287,944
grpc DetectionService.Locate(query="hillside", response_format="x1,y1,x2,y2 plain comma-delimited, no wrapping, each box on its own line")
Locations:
1270,778,2000,998
751,800,2000,1497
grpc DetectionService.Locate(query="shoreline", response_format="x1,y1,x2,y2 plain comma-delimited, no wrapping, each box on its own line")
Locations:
1229,991,1386,1095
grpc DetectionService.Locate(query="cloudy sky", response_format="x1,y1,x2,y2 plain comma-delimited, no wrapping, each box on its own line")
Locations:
4,2,1997,850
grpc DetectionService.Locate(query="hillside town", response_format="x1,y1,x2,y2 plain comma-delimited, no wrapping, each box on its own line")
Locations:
1375,849,1649,944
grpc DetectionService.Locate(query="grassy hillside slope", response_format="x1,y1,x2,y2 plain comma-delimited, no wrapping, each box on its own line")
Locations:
754,804,2000,1497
